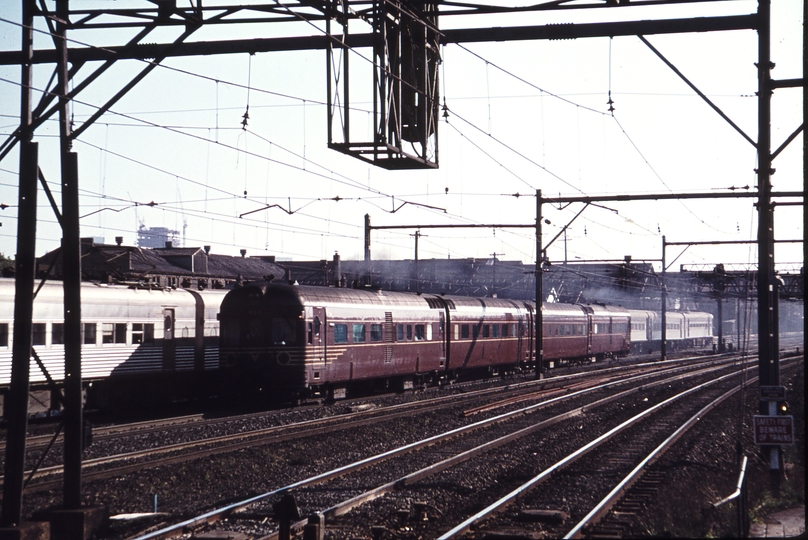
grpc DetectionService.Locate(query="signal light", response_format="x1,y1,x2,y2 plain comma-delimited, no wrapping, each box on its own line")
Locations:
778,401,789,415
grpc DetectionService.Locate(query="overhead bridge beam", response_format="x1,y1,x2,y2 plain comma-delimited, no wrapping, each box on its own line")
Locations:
0,14,758,65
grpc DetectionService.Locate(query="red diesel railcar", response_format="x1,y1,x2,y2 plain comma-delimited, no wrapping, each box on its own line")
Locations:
219,283,631,402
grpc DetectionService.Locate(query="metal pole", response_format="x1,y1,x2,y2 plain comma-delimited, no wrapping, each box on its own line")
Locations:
57,0,84,509
563,229,567,265
756,0,778,392
414,230,420,292
661,236,667,361
0,0,36,527
535,189,543,379
756,0,782,482
364,213,371,286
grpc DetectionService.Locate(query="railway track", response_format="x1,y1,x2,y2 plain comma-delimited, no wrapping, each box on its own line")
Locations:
3,354,736,490
438,366,777,539
123,352,781,539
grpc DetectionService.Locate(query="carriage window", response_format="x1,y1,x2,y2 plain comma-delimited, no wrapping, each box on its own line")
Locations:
52,323,64,345
334,324,348,344
0,323,8,347
461,325,470,339
32,323,46,346
370,324,382,342
246,319,262,341
492,325,499,338
454,325,459,340
406,325,413,341
426,324,432,340
313,316,321,335
504,324,511,337
473,325,480,338
271,317,297,345
102,323,114,344
101,323,127,344
309,316,322,344
397,324,404,341
353,324,366,343
132,323,154,344
414,324,425,341
482,325,490,338
83,323,97,345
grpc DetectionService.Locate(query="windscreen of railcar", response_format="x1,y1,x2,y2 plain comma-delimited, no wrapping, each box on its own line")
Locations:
269,316,299,345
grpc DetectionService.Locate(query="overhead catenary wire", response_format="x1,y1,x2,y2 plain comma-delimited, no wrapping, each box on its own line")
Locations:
0,11,776,264
449,41,743,236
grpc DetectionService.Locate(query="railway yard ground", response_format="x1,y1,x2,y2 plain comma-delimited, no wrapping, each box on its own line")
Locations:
1,339,804,539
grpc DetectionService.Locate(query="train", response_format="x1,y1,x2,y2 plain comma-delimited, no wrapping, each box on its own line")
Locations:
627,309,715,354
0,278,227,414
0,278,714,413
218,282,715,402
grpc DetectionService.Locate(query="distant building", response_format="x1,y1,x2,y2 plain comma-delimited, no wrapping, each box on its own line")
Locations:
36,238,289,290
137,225,181,249
287,254,662,307
29,241,802,334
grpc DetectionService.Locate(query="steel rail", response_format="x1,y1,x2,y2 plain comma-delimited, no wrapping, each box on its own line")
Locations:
311,363,742,521
134,356,750,539
1,373,558,465
436,365,758,539
462,376,630,416
4,355,750,492
6,380,566,487
259,357,763,540
564,375,765,538
0,353,726,460
15,357,698,489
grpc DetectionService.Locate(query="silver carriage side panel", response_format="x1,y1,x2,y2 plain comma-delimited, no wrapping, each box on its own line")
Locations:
664,311,686,342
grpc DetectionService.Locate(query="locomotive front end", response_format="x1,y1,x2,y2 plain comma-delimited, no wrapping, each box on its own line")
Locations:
219,283,307,402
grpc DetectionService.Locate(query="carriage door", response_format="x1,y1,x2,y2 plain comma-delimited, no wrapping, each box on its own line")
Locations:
310,307,326,365
162,308,176,371
384,312,394,365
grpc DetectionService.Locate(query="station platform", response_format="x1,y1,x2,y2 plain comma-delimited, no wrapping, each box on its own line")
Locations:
749,505,805,538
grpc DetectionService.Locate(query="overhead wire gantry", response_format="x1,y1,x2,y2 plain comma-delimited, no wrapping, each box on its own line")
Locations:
0,1,803,538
